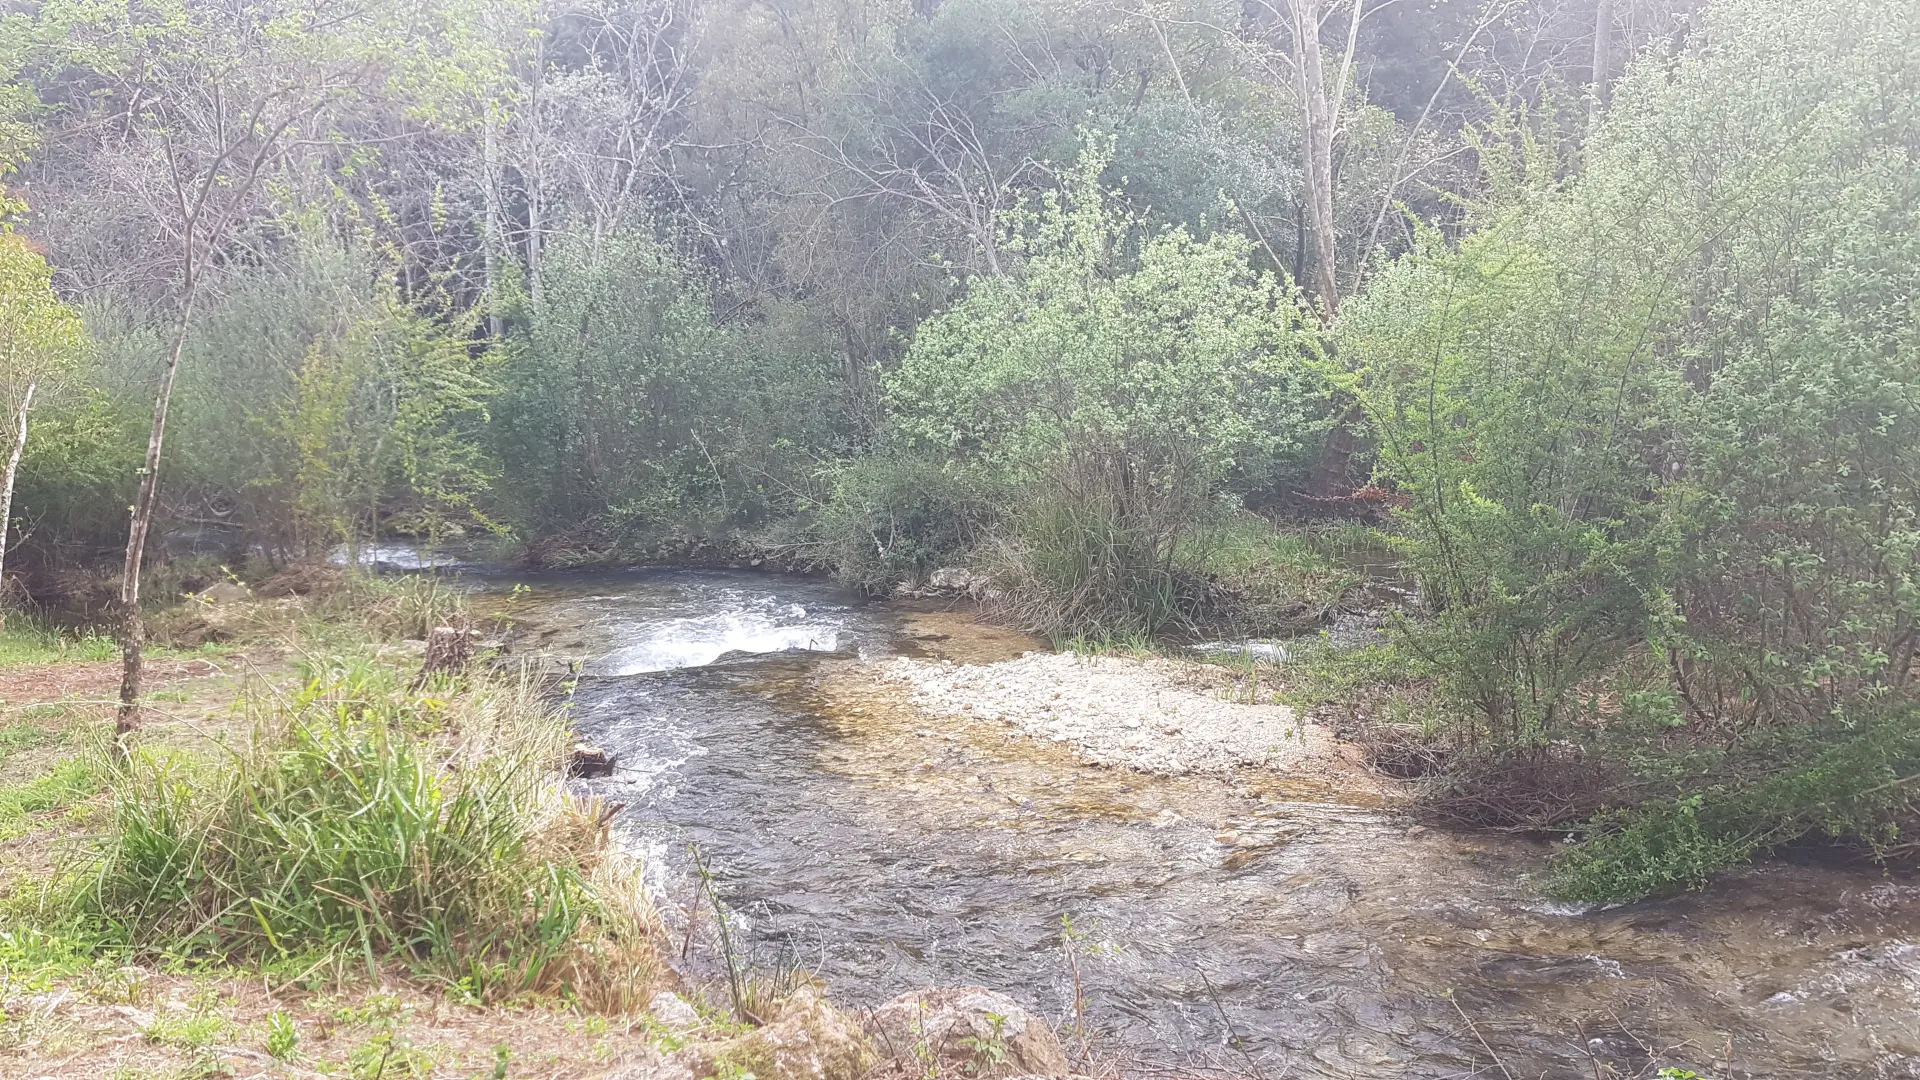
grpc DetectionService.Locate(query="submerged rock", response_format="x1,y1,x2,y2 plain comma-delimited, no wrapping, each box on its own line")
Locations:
865,987,1069,1079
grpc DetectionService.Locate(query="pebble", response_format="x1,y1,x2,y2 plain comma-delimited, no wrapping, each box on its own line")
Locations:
882,651,1327,775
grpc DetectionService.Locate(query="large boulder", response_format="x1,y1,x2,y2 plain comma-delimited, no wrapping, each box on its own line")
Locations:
865,987,1069,1079
663,987,873,1080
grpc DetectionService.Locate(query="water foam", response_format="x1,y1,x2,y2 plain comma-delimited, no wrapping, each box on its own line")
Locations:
588,602,842,675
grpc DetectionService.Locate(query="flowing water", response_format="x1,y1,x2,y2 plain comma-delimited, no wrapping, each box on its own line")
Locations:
481,567,1920,1080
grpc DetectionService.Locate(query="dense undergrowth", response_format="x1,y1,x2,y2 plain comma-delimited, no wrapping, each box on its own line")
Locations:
72,661,660,1008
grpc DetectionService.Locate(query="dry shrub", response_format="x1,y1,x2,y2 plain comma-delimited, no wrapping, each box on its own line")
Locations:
1420,743,1625,830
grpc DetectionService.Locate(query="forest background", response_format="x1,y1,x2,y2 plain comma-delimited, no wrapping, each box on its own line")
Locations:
0,0,1916,901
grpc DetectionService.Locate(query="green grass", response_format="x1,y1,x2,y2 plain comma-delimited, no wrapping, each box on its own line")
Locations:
0,755,102,840
0,623,118,668
0,721,63,759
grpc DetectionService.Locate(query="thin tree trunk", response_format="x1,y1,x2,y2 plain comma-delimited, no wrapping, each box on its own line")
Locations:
1590,0,1614,118
0,381,37,610
117,292,198,741
483,112,506,340
1290,0,1340,321
1290,0,1361,498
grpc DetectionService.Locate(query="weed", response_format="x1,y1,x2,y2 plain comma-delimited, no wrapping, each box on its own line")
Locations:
142,1003,232,1049
266,1009,299,1059
348,1030,436,1080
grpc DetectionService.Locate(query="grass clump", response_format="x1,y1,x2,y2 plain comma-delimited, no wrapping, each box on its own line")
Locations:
70,659,660,1005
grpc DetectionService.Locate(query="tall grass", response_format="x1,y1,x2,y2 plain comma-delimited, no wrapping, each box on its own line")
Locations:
75,660,660,1005
989,497,1190,641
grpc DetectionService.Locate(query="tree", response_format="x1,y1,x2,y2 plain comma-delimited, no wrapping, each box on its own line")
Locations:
16,0,484,737
0,234,86,609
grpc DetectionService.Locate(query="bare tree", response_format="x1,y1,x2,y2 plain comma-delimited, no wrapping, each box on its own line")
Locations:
22,1,378,739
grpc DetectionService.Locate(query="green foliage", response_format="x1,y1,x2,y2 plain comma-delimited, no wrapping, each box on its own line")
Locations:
888,135,1327,630
0,231,87,411
890,134,1324,496
75,664,642,1000
805,454,989,593
265,1010,299,1059
494,226,847,542
161,241,497,559
1340,218,1686,744
1550,704,1920,901
1339,0,1920,893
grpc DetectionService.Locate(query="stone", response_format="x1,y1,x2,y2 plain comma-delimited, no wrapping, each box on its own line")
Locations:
663,987,873,1080
927,567,986,593
651,989,702,1029
569,741,617,779
196,580,250,605
865,987,1069,1079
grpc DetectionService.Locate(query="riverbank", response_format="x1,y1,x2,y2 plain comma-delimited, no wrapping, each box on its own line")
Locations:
7,568,1914,1079
0,582,1084,1080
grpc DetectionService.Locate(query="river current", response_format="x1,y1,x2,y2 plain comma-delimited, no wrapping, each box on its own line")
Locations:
478,566,1920,1080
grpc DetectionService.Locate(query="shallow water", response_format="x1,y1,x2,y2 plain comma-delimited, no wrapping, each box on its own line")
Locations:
484,567,1920,1080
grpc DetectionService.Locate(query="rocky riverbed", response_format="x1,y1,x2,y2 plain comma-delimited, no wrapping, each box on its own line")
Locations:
879,650,1329,775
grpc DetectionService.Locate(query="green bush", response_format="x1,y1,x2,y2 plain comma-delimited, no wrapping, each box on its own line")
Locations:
1550,705,1920,902
805,454,989,593
1340,0,1920,892
76,662,657,1001
884,134,1328,632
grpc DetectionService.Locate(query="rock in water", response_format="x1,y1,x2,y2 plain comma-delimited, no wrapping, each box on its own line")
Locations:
569,741,617,778
865,987,1069,1078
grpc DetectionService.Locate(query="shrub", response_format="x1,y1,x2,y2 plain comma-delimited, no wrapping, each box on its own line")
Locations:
805,455,991,593
885,133,1328,631
76,662,659,1004
1342,0,1920,894
1549,704,1920,901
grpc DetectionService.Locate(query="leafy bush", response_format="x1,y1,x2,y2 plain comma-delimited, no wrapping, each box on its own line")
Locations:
887,134,1328,631
76,662,659,1003
1550,705,1920,901
805,454,990,593
1342,0,1920,893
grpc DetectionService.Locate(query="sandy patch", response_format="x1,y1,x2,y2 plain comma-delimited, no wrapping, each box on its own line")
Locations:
881,651,1329,775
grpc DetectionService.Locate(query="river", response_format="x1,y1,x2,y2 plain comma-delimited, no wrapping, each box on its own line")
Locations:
478,565,1920,1080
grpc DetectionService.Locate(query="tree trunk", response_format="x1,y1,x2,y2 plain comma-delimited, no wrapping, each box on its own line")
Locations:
117,295,197,741
0,381,36,611
1290,0,1340,321
483,112,506,341
1591,0,1614,117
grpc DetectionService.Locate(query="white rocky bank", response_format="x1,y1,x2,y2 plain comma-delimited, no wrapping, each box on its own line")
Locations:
880,650,1326,774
